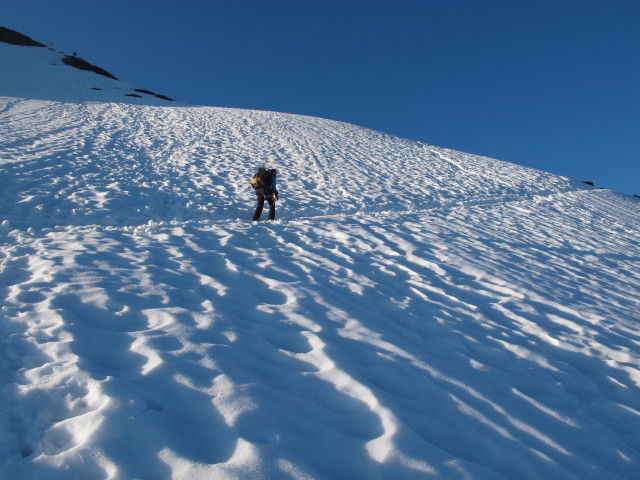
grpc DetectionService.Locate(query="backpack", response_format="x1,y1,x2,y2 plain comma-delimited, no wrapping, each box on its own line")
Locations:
250,167,272,191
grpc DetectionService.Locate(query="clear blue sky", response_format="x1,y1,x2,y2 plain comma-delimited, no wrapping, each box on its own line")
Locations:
2,0,638,194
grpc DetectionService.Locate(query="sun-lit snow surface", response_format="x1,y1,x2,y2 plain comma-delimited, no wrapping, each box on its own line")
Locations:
1,41,640,480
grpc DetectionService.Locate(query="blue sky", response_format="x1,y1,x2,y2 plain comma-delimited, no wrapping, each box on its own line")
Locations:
2,0,638,194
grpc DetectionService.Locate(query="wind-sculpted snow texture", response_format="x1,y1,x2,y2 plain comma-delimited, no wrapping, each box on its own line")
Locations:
1,94,639,480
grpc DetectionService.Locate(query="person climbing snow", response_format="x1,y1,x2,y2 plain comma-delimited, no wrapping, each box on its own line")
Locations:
251,167,279,221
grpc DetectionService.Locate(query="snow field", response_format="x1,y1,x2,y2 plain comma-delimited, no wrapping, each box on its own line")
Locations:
0,92,639,479
0,97,580,230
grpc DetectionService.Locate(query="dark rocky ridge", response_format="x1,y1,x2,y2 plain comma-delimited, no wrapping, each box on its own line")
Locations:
0,26,46,47
61,55,118,80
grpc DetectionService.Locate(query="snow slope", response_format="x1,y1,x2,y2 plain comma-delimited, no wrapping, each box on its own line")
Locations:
1,36,640,480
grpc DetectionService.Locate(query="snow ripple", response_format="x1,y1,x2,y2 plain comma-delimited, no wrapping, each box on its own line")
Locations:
1,97,639,479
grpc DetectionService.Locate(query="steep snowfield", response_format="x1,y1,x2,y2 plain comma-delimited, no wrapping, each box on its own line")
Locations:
0,41,176,105
1,39,640,480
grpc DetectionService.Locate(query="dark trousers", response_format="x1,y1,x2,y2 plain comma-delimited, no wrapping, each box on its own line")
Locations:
252,194,275,221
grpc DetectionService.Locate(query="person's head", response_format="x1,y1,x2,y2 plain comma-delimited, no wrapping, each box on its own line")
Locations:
269,169,278,176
